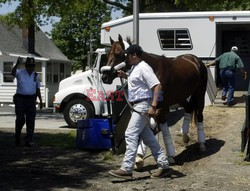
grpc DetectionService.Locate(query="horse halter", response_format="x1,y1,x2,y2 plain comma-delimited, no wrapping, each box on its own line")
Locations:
101,62,126,84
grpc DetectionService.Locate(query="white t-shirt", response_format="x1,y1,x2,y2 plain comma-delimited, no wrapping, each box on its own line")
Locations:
127,60,160,102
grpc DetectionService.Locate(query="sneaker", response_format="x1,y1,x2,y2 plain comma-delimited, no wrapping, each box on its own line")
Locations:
134,155,144,170
109,169,133,180
221,95,227,101
150,168,171,179
227,101,236,107
167,156,175,165
223,102,228,105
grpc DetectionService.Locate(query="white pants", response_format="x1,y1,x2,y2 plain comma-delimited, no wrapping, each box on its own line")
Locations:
121,101,169,173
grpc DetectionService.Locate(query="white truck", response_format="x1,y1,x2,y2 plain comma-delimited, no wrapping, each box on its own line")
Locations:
53,48,122,128
54,11,250,127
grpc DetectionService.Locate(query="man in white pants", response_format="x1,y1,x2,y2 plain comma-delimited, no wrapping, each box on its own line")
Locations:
108,44,170,179
135,121,176,169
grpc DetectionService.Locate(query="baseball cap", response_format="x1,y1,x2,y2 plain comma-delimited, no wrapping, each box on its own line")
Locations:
125,44,143,55
231,46,238,51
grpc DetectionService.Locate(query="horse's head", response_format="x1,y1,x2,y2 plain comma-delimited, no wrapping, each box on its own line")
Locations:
101,34,131,84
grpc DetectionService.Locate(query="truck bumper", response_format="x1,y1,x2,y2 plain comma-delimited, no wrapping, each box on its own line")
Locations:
53,103,61,113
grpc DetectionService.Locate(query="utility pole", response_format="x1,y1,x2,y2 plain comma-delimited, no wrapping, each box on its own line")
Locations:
133,0,139,45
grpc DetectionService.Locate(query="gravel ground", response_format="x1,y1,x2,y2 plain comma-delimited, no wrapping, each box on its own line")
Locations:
0,100,250,191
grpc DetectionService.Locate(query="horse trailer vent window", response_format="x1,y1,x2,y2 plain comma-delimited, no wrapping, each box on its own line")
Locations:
158,29,192,50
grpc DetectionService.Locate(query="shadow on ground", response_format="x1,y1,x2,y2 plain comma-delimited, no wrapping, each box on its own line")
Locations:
234,94,246,104
174,138,225,165
0,130,112,191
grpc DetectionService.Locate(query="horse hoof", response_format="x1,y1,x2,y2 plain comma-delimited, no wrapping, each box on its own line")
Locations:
199,143,206,152
183,134,190,143
134,155,144,170
167,156,175,165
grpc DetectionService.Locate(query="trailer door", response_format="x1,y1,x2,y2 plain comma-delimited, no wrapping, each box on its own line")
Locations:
216,24,250,91
222,31,250,90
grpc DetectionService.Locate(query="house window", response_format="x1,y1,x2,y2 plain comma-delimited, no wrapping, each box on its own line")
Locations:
3,62,14,83
158,29,192,50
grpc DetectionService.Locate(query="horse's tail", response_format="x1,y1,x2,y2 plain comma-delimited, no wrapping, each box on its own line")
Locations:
190,56,208,125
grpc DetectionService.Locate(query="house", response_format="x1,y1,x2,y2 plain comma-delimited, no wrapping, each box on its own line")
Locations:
0,23,72,107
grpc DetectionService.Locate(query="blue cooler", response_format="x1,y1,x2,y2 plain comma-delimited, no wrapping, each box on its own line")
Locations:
76,119,112,149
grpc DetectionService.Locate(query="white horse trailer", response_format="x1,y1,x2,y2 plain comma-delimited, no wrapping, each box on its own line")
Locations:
101,11,250,105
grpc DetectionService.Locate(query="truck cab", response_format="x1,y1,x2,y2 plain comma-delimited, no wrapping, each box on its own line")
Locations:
53,48,121,128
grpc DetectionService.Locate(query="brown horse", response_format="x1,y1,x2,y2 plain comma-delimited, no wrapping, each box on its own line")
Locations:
103,34,208,160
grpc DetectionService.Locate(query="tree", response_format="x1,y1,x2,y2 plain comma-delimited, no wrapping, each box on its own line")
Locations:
0,0,79,27
103,0,250,15
0,0,111,71
51,0,111,71
0,0,81,54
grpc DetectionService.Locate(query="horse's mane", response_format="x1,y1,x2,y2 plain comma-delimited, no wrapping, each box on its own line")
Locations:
125,37,132,45
144,52,170,60
142,51,172,64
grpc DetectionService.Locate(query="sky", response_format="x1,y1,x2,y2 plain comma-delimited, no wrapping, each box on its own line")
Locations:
0,1,122,34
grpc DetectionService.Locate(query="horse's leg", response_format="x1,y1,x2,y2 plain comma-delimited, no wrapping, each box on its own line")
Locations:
158,112,175,165
181,100,193,143
196,93,206,152
135,140,147,169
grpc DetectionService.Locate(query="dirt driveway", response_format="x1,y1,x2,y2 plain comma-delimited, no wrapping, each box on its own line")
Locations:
0,101,250,191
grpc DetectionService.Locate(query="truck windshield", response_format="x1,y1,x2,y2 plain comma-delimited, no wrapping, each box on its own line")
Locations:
92,53,107,70
100,54,108,68
89,52,98,68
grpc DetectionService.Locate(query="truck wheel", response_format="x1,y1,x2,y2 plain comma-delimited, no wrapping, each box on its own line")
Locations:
63,99,94,128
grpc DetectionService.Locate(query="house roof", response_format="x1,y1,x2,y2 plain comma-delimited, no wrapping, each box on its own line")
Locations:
0,23,70,62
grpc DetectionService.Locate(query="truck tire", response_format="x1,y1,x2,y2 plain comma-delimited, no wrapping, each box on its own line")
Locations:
63,99,94,128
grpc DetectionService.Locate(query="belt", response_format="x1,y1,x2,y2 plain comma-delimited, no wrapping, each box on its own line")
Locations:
130,98,150,106
16,94,36,98
221,68,236,72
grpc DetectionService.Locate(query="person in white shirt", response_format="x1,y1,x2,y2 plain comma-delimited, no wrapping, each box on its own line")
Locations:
108,45,170,179
12,57,43,147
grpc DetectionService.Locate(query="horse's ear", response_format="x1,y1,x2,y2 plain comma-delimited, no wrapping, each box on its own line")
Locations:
118,34,123,42
110,36,114,45
118,34,125,50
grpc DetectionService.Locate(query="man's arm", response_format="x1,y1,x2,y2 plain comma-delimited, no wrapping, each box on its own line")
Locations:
206,61,216,68
240,68,247,80
36,88,43,109
117,70,128,79
148,84,162,117
11,57,22,77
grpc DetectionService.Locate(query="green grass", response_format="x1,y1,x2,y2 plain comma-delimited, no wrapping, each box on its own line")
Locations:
36,130,77,149
102,151,115,161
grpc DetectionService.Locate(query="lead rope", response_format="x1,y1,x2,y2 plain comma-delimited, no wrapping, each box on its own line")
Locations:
205,42,216,65
119,77,141,115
